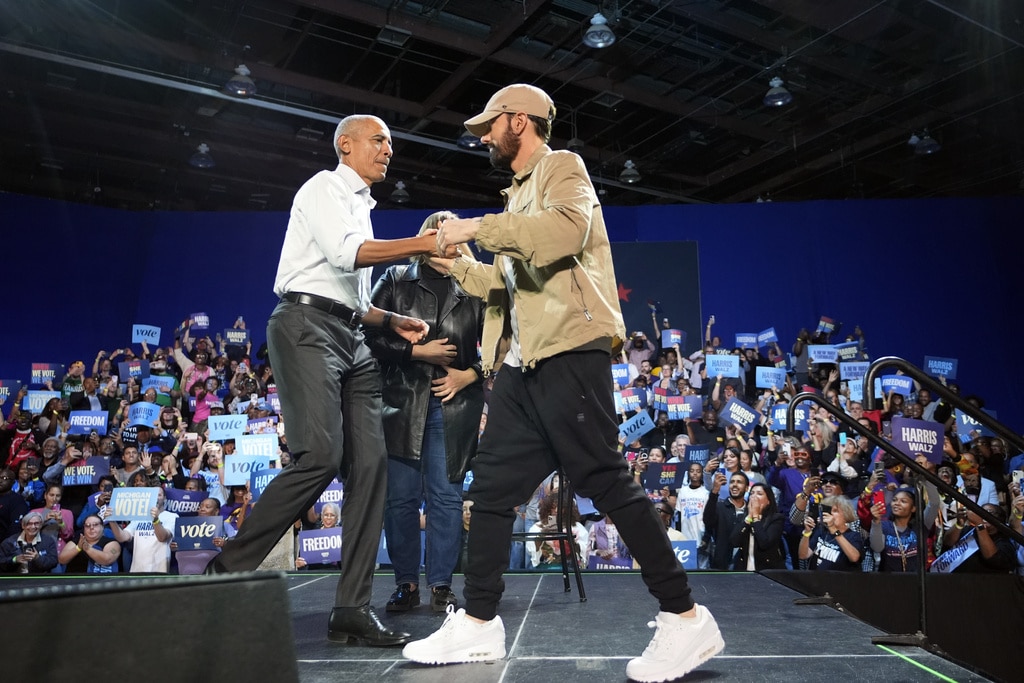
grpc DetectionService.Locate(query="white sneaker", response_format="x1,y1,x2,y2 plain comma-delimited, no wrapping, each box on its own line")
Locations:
402,605,506,665
625,604,724,682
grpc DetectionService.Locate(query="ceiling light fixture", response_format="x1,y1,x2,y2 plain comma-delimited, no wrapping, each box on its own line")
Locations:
390,181,410,204
763,76,793,107
189,143,215,169
456,132,484,149
583,13,616,49
225,64,256,98
914,130,941,155
619,160,641,184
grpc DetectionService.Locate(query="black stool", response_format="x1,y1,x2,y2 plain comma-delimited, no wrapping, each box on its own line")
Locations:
511,471,587,602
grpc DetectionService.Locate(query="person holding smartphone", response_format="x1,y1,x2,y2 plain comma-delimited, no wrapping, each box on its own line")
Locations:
799,495,863,571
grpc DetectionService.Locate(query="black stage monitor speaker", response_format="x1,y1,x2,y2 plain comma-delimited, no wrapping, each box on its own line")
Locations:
0,572,299,683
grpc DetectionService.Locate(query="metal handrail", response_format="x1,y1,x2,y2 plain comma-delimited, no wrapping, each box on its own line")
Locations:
785,390,1024,548
863,355,1024,458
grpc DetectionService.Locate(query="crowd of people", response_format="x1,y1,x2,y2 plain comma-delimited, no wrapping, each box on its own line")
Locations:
607,313,1024,576
3,310,1021,578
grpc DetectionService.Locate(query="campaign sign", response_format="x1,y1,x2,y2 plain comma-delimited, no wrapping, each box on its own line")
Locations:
314,479,345,515
684,444,710,467
955,409,997,442
62,456,109,487
118,359,151,382
0,380,23,410
23,390,61,413
924,356,958,380
250,467,282,503
890,416,943,464
619,410,656,444
661,329,685,349
611,364,631,387
223,454,270,486
120,425,139,446
671,540,698,570
771,404,789,430
705,354,740,379
67,411,108,436
175,516,224,550
816,316,836,335
758,327,779,346
189,312,210,330
840,361,869,381
641,463,683,491
618,388,641,414
718,397,761,431
774,355,790,372
575,494,597,516
755,366,786,390
848,378,864,403
224,328,250,345
266,392,281,414
108,487,160,522
666,395,696,421
164,488,204,517
127,402,160,428
209,414,247,441
132,324,161,344
880,375,913,396
834,341,860,362
588,555,633,571
807,345,838,364
299,528,343,565
652,387,669,413
247,416,279,435
141,376,172,397
735,332,758,348
235,434,279,462
29,363,64,387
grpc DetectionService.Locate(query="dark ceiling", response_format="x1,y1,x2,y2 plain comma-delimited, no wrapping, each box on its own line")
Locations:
1,0,1023,212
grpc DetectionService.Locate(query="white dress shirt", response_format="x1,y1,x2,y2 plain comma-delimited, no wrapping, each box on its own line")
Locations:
273,163,376,313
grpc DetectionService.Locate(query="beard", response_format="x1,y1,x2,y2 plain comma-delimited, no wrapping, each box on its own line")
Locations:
488,126,520,171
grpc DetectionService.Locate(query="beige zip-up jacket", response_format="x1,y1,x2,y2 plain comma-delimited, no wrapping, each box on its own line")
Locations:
449,145,626,373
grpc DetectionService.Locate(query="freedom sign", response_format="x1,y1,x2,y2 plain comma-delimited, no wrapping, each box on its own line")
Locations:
67,411,108,436
298,528,342,565
879,375,914,396
611,364,631,387
735,332,758,348
164,488,204,517
757,327,778,346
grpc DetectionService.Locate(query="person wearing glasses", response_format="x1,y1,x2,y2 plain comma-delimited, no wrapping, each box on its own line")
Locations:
1,511,58,573
58,514,120,574
655,502,685,541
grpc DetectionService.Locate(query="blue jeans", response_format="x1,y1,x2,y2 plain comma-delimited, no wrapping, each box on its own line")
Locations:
385,398,464,589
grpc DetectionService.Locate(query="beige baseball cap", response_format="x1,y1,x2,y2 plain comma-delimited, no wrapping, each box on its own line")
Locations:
464,84,555,136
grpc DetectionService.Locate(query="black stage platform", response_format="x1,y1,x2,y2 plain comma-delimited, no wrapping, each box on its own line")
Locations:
288,571,990,683
0,571,994,682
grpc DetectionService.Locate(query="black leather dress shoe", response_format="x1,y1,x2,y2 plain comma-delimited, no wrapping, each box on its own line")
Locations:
327,606,410,646
430,585,458,612
385,584,420,612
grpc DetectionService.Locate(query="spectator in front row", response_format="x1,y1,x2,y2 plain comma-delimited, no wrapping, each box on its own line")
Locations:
31,483,74,554
729,482,785,571
0,468,30,542
58,514,120,574
703,471,749,570
799,496,863,571
103,486,176,573
1,512,58,573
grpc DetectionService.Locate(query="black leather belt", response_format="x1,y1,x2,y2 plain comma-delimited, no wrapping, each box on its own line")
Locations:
280,291,362,329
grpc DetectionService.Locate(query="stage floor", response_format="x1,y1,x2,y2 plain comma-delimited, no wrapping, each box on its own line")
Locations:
287,571,990,683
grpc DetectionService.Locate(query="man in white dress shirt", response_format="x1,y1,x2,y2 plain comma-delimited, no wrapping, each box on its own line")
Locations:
207,114,454,647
